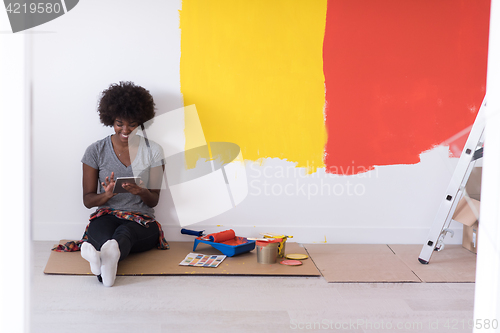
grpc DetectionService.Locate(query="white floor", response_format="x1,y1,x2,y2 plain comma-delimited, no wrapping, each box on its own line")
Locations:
31,241,475,333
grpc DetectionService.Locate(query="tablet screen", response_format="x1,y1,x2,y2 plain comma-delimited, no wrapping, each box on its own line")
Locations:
112,177,141,193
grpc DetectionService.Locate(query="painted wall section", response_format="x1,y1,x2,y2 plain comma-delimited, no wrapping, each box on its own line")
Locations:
180,0,327,172
323,0,490,174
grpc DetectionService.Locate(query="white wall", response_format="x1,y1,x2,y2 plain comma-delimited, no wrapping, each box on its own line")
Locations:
32,0,183,239
32,0,466,244
474,0,500,325
0,12,31,332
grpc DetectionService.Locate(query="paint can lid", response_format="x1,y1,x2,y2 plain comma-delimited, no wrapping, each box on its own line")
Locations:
285,254,308,260
280,260,302,266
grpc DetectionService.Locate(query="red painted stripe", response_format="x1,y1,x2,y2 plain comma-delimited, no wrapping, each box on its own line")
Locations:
323,0,489,174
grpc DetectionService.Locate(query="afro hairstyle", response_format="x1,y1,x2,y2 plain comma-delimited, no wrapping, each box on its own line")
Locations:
97,81,155,127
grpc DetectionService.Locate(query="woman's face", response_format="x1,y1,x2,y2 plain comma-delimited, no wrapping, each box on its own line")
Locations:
113,118,139,144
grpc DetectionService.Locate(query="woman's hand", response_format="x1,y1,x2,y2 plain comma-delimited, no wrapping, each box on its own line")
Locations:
122,180,160,208
83,164,117,209
121,180,146,196
122,166,163,208
101,172,118,198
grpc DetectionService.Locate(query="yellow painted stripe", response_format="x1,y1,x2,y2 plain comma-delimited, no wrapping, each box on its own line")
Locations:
180,0,327,172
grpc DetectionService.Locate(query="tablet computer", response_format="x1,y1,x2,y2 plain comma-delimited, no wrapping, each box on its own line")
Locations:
112,177,141,193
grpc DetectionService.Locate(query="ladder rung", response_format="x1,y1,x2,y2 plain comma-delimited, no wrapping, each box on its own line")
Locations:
473,147,483,161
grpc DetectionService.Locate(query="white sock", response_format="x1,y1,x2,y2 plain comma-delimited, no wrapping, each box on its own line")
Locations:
100,239,120,287
81,242,101,276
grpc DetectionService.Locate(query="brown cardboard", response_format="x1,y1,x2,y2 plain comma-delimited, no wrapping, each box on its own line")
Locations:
466,167,482,201
44,241,320,277
303,244,421,282
302,244,476,283
453,197,480,227
451,196,480,253
389,244,476,282
462,222,479,254
454,167,482,253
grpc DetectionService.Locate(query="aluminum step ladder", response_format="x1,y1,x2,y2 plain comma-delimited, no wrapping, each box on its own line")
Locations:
418,96,486,264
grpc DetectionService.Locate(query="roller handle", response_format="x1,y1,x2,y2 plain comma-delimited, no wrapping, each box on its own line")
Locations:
180,228,204,237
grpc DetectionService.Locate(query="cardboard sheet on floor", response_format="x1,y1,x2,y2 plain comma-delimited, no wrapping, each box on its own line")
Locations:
304,244,421,283
44,241,320,277
388,244,476,282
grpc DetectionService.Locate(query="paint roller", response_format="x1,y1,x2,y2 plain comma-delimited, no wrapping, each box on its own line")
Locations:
181,228,236,243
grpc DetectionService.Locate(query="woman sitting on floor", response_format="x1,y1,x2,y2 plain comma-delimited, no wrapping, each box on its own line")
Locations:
80,81,168,287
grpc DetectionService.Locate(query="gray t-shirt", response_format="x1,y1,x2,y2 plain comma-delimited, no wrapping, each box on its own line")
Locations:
82,135,165,217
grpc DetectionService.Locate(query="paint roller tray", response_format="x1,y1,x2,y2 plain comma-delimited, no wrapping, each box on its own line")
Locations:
193,237,256,257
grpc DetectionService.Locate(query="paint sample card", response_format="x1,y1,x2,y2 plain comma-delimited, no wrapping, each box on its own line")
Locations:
179,253,226,268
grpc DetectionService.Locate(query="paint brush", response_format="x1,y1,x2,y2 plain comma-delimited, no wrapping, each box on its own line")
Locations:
259,232,293,239
181,229,238,243
181,228,208,239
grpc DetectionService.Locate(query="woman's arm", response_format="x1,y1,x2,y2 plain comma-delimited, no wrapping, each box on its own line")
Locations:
82,163,116,209
121,165,164,208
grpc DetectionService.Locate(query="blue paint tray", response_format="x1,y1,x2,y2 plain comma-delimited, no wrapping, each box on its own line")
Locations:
193,237,256,257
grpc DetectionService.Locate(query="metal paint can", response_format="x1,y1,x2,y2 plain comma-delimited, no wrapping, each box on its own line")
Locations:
256,239,281,264
263,235,288,258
